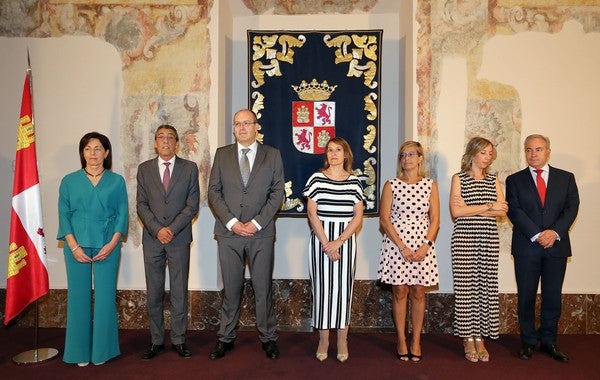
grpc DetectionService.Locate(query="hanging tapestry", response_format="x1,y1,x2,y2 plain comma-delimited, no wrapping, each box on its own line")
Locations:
248,30,382,216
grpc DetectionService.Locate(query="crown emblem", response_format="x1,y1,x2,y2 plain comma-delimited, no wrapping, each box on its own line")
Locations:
291,79,337,101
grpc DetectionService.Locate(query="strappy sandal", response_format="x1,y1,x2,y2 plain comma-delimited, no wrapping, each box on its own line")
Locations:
409,344,422,362
396,340,410,362
410,352,422,362
474,336,489,362
463,337,478,362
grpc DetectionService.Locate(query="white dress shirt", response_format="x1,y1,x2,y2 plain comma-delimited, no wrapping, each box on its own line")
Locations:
158,156,176,181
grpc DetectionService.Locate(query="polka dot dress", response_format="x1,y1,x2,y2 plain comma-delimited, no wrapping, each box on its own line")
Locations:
378,177,439,286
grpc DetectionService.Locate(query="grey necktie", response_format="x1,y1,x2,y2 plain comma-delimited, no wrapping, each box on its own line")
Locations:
163,162,171,192
240,148,250,186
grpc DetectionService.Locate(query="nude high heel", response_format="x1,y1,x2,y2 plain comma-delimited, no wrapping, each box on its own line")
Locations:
337,339,348,362
474,336,489,362
463,337,478,362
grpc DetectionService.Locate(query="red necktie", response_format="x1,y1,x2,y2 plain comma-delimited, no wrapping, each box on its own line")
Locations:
535,169,546,206
163,162,171,192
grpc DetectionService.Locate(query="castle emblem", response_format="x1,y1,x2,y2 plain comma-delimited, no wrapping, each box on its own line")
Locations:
291,79,337,154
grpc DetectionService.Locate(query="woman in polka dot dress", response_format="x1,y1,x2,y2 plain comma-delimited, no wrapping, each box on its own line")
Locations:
378,141,440,362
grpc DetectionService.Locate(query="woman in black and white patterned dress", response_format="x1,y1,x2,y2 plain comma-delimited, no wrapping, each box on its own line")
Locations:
450,137,508,363
304,137,364,363
378,141,440,362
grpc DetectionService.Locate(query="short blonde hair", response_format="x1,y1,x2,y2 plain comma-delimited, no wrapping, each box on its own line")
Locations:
397,141,425,178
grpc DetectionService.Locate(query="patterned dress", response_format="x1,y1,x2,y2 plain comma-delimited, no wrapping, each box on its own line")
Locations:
378,177,439,286
303,172,365,329
451,171,500,339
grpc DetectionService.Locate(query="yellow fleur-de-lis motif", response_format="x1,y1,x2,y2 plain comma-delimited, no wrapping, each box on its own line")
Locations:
251,34,306,88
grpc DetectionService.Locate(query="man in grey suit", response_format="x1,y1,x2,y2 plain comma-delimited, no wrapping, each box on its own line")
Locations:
137,125,200,360
208,109,285,360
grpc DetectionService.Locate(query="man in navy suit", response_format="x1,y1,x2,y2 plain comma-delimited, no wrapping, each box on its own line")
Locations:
208,109,285,360
137,125,200,360
506,134,579,362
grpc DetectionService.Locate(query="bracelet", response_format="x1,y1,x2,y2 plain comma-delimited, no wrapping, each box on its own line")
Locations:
338,236,347,243
486,202,493,211
70,245,80,252
399,245,406,252
425,240,433,247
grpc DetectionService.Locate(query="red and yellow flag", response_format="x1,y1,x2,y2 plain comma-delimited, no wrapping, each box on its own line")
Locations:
4,71,49,325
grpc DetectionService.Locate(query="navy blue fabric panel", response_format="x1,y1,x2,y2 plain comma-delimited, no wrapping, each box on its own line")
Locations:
248,30,382,216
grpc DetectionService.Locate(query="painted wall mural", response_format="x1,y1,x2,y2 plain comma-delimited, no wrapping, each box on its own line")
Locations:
2,0,599,333
2,0,599,243
241,0,378,15
416,0,600,180
415,0,600,262
0,0,214,246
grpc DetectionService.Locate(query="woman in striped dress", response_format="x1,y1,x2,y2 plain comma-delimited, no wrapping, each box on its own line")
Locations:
450,137,508,363
304,137,365,363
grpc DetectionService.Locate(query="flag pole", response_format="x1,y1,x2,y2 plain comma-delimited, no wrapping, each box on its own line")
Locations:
11,48,58,365
12,300,58,364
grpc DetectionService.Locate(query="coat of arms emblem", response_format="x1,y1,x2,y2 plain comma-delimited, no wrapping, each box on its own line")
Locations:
291,79,337,154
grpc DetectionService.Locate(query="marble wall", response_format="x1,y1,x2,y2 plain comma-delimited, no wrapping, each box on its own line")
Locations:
2,282,598,334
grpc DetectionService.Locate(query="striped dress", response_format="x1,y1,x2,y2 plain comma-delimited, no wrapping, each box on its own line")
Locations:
303,172,365,329
451,171,500,339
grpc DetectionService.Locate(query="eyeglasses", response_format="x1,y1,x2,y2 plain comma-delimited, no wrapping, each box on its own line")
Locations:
234,121,256,128
399,152,419,158
156,135,176,141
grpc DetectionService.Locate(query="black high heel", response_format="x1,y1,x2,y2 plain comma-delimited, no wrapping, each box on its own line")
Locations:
396,352,411,361
409,351,422,362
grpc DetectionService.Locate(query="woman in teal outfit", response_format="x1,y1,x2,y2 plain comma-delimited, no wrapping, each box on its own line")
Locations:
57,132,128,367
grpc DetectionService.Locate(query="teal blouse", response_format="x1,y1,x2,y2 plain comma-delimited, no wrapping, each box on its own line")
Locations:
57,169,128,248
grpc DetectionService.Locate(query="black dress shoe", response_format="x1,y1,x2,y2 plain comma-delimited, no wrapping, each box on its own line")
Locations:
518,343,535,360
172,343,192,358
141,343,165,360
541,344,569,362
262,340,280,359
209,340,234,360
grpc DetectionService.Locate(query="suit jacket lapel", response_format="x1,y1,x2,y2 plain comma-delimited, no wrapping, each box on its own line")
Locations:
248,144,266,187
228,144,245,186
149,157,164,193
165,156,184,195
544,165,556,207
524,167,545,209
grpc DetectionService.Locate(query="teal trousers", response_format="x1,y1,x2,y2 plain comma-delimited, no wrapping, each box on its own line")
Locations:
63,246,121,364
